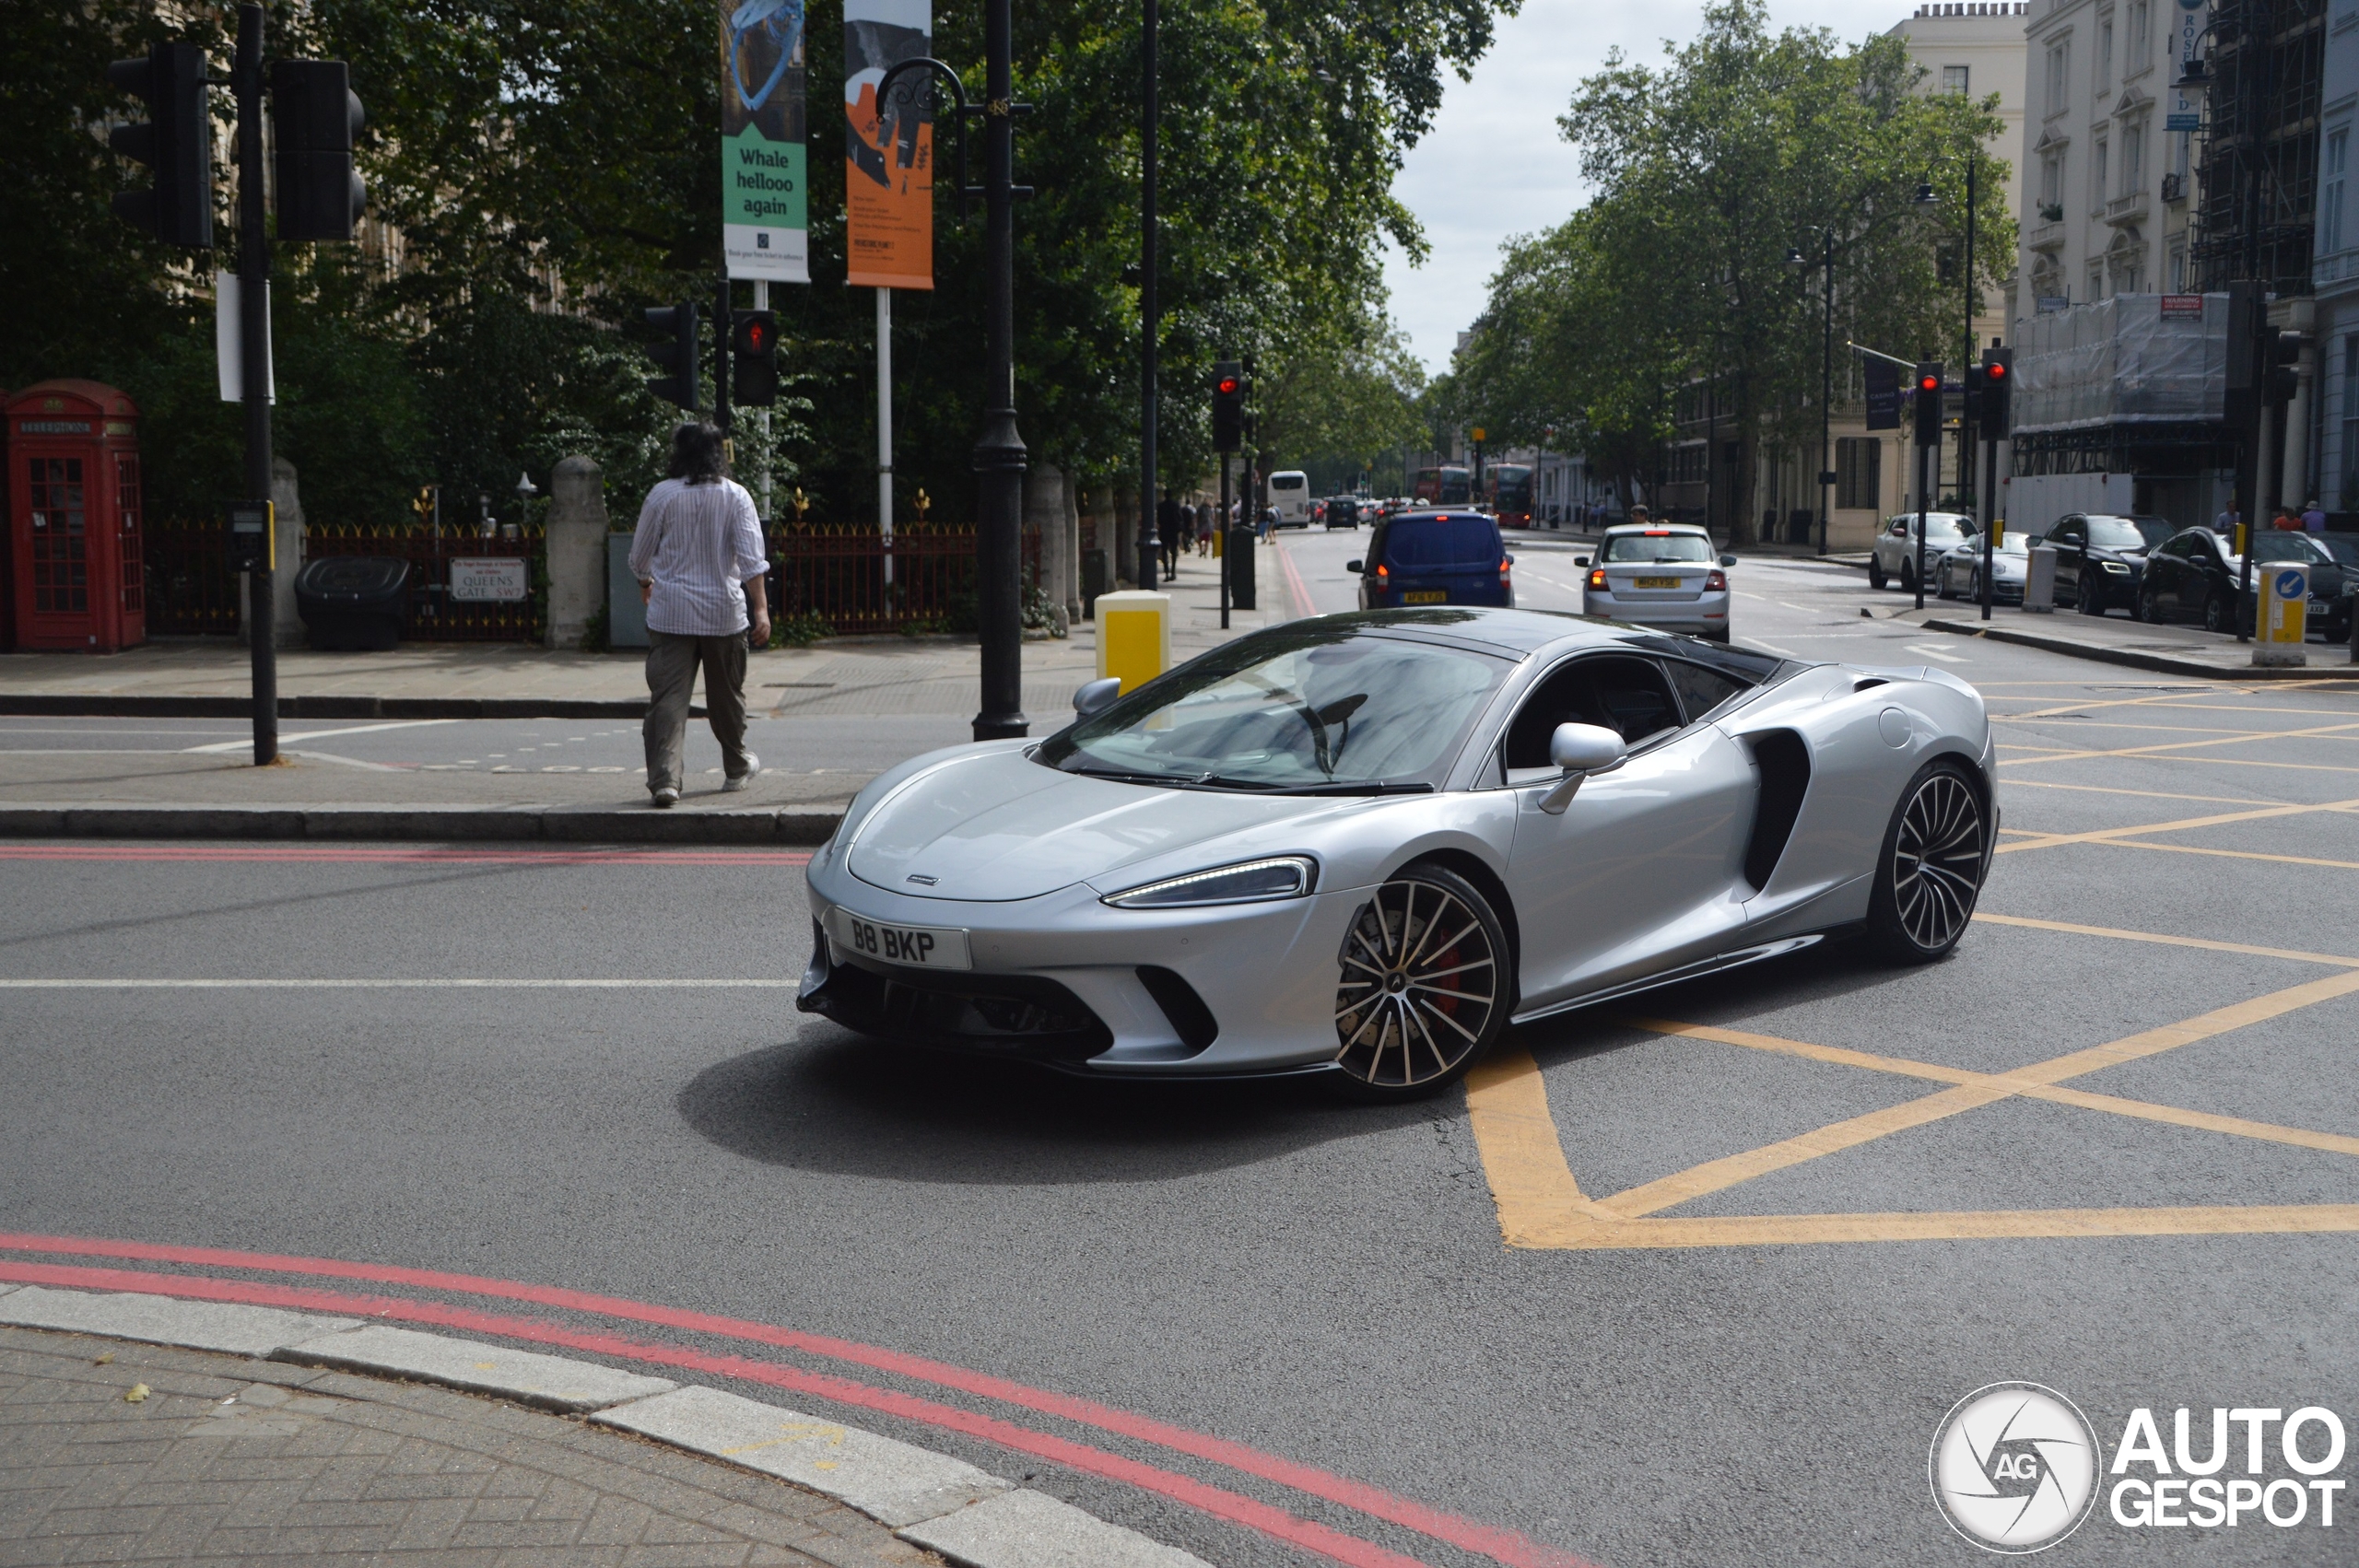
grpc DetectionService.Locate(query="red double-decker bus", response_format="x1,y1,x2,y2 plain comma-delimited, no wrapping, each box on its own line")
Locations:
1411,465,1472,506
1485,464,1534,527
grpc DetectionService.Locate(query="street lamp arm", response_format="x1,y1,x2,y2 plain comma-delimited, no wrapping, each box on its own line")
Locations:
875,56,980,219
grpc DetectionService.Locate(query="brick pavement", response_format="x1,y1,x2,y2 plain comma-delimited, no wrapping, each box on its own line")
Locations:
0,1326,937,1567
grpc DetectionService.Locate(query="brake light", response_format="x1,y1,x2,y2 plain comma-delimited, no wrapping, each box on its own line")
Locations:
1375,563,1388,579
1706,569,1727,591
1499,557,1512,579
1588,567,1606,590
1643,528,1670,535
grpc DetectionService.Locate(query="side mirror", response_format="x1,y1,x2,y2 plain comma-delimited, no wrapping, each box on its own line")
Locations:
1540,722,1628,815
1574,555,1590,567
1072,676,1122,718
1504,553,1516,565
1719,554,1738,568
1345,558,1364,574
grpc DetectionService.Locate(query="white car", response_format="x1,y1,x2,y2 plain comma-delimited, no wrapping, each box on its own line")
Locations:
1578,524,1735,642
1267,471,1313,528
1870,512,1978,591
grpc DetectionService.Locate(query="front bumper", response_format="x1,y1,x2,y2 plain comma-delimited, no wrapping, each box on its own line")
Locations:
800,848,1367,1076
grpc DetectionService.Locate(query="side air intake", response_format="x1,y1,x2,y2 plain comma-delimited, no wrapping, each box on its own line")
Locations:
1742,730,1812,892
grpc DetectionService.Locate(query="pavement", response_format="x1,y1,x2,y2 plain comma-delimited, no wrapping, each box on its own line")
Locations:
0,1288,1202,1567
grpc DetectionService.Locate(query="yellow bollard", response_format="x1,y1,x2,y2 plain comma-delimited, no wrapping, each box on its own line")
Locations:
2253,561,2308,668
1095,591,1171,693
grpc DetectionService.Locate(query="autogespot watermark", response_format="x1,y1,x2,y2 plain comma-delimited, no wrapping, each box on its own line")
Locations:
1931,1385,2350,1551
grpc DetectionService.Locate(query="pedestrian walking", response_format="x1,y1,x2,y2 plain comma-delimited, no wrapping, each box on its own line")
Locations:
2302,498,2326,533
1156,489,1184,580
2272,505,2303,532
1196,503,1213,556
2215,501,2244,544
628,422,770,808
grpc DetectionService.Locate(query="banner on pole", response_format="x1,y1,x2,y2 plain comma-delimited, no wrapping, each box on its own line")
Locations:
844,0,933,290
722,0,809,282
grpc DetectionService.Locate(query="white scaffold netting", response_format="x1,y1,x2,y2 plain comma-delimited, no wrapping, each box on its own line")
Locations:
2013,294,2227,433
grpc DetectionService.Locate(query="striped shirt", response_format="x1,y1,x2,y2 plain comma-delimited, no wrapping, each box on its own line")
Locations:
628,478,768,637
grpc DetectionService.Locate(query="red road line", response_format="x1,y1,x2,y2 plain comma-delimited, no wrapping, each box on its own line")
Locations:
1274,536,1319,619
0,847,811,864
0,1232,1598,1568
0,1258,1430,1568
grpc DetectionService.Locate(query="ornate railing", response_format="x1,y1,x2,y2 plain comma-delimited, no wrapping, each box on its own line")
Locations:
306,523,546,642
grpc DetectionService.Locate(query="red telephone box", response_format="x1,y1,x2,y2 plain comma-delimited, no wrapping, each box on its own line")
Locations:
6,380,146,651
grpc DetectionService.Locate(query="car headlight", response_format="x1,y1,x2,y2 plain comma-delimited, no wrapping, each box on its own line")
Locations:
1102,856,1317,908
2103,559,2131,573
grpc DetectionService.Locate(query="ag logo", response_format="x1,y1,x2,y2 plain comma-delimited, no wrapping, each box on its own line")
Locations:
1931,1383,2101,1553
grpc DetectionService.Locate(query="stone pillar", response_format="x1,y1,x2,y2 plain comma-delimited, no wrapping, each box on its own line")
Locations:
544,455,609,649
1061,470,1083,621
2282,298,2317,513
1024,462,1070,636
269,457,304,648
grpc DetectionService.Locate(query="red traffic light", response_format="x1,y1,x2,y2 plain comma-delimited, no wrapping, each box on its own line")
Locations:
1984,361,2005,381
1918,374,1941,392
1215,376,1240,396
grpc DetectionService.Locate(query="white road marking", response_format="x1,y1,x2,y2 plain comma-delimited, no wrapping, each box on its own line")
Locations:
1744,638,1801,657
1905,641,1969,663
0,978,801,989
182,720,455,754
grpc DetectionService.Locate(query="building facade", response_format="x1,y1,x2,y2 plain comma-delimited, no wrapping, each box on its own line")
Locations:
2311,0,2354,516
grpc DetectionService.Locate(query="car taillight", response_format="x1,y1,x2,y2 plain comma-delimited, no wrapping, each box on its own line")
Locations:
1498,557,1511,579
1588,568,1606,590
1375,563,1388,579
1706,569,1727,591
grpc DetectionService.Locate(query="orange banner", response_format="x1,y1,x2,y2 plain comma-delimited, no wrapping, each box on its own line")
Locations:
844,2,933,290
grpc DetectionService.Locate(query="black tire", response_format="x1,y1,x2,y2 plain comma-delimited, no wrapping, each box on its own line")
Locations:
1864,758,1989,965
1332,863,1508,1101
1967,569,1982,602
2203,593,2231,635
2132,587,2154,623
1935,568,1954,601
1869,559,1888,591
1899,558,1918,593
2077,571,2104,614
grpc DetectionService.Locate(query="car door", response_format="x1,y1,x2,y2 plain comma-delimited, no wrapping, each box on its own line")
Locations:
2144,533,2189,620
1500,653,1755,1009
2182,532,2231,625
2047,516,2087,603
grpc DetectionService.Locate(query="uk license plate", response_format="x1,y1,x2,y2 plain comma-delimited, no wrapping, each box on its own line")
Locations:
827,907,972,970
1402,590,1448,603
1633,575,1681,589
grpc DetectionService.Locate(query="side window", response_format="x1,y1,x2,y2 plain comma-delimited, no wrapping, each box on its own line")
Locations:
1663,660,1746,723
2161,531,2197,558
1501,656,1684,771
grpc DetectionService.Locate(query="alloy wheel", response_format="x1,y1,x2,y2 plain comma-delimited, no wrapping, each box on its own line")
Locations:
1889,771,1986,953
1334,877,1499,1088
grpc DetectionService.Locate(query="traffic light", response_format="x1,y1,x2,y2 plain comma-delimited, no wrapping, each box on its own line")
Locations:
645,302,702,410
732,310,779,407
1212,360,1245,451
106,41,214,248
271,61,367,242
2265,331,2306,405
1912,362,1943,447
1978,346,2012,439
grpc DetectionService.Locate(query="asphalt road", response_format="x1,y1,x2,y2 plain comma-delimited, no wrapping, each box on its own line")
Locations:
3,532,2355,1566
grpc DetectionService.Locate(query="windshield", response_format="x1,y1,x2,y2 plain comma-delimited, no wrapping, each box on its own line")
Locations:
2248,532,2330,565
1384,516,1501,568
2086,516,2167,549
1603,532,1714,563
1270,474,1305,491
1037,623,1509,791
2309,534,2359,567
1959,533,2029,556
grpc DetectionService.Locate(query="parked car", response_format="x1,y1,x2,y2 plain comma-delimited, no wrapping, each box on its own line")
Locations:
2042,513,2174,615
1577,523,1735,641
2137,527,2352,638
1933,532,2030,603
1870,512,1978,591
1324,496,1362,530
1351,510,1512,609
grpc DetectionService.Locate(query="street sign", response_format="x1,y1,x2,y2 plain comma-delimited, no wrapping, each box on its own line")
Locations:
450,558,528,603
722,0,809,283
1863,359,1899,429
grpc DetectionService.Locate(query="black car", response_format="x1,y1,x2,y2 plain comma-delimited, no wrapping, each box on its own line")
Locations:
2136,527,2353,638
1324,496,1362,530
2042,513,2174,615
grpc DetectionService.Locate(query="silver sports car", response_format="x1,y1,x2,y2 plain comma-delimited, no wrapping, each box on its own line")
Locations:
800,608,1996,1100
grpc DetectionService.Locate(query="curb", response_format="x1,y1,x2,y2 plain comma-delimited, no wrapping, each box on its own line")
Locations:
0,803,843,844
1919,615,2359,681
0,1283,1210,1568
0,695,684,720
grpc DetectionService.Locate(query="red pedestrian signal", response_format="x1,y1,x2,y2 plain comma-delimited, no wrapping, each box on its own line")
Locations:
732,309,779,407
1212,359,1246,451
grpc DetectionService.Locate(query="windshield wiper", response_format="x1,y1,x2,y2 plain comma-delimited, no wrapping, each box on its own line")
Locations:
1060,762,1205,788
1267,779,1435,796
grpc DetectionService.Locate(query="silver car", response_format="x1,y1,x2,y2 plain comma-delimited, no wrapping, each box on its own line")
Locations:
800,610,1997,1100
1870,511,1978,591
1934,532,2029,603
1577,524,1735,641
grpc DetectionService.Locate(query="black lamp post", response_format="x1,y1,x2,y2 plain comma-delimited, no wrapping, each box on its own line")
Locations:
1912,153,1978,509
1138,0,1161,584
1786,230,1836,556
879,0,1029,742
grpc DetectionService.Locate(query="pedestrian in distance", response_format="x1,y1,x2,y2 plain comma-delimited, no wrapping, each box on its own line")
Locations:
1156,489,1183,580
2215,501,2243,544
2272,504,2303,532
628,421,770,808
1196,502,1214,556
2303,498,2327,533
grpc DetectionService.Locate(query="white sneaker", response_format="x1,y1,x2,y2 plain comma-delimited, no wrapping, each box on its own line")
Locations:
722,753,760,792
651,786,679,808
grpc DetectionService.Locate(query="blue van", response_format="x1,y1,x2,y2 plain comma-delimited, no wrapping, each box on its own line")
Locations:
1351,511,1512,609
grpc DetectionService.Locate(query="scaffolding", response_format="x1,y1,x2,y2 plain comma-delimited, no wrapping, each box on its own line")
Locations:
2192,0,2328,295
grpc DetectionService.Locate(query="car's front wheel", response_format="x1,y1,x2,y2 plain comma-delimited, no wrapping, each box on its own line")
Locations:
1869,558,1888,591
1332,864,1508,1099
1864,758,1989,964
2078,570,2105,614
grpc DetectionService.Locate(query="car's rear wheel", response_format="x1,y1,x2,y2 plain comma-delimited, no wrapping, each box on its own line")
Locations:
2203,593,2231,634
1864,759,1988,964
1332,864,1507,1099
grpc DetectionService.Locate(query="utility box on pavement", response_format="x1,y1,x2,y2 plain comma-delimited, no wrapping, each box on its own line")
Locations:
2254,562,2308,667
2024,545,2058,613
6,380,146,652
605,532,649,649
295,556,409,650
1226,525,1256,610
1095,590,1170,693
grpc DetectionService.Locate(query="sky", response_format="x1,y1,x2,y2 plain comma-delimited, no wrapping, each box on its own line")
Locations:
1382,0,1926,376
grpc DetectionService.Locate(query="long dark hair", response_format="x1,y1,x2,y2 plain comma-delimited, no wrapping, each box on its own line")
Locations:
668,422,728,485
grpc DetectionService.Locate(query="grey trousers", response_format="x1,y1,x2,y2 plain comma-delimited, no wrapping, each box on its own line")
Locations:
643,629,750,792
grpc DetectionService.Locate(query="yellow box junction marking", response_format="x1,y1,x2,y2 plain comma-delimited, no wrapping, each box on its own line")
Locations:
1464,922,2359,1250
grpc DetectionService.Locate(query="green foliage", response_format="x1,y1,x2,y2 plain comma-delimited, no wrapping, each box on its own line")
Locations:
771,609,833,647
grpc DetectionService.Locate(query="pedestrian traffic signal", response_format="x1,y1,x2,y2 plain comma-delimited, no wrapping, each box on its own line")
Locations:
732,310,779,407
1978,346,2012,439
645,302,701,411
2265,331,2306,405
271,61,367,242
1912,362,1943,447
1212,359,1245,452
106,41,214,249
